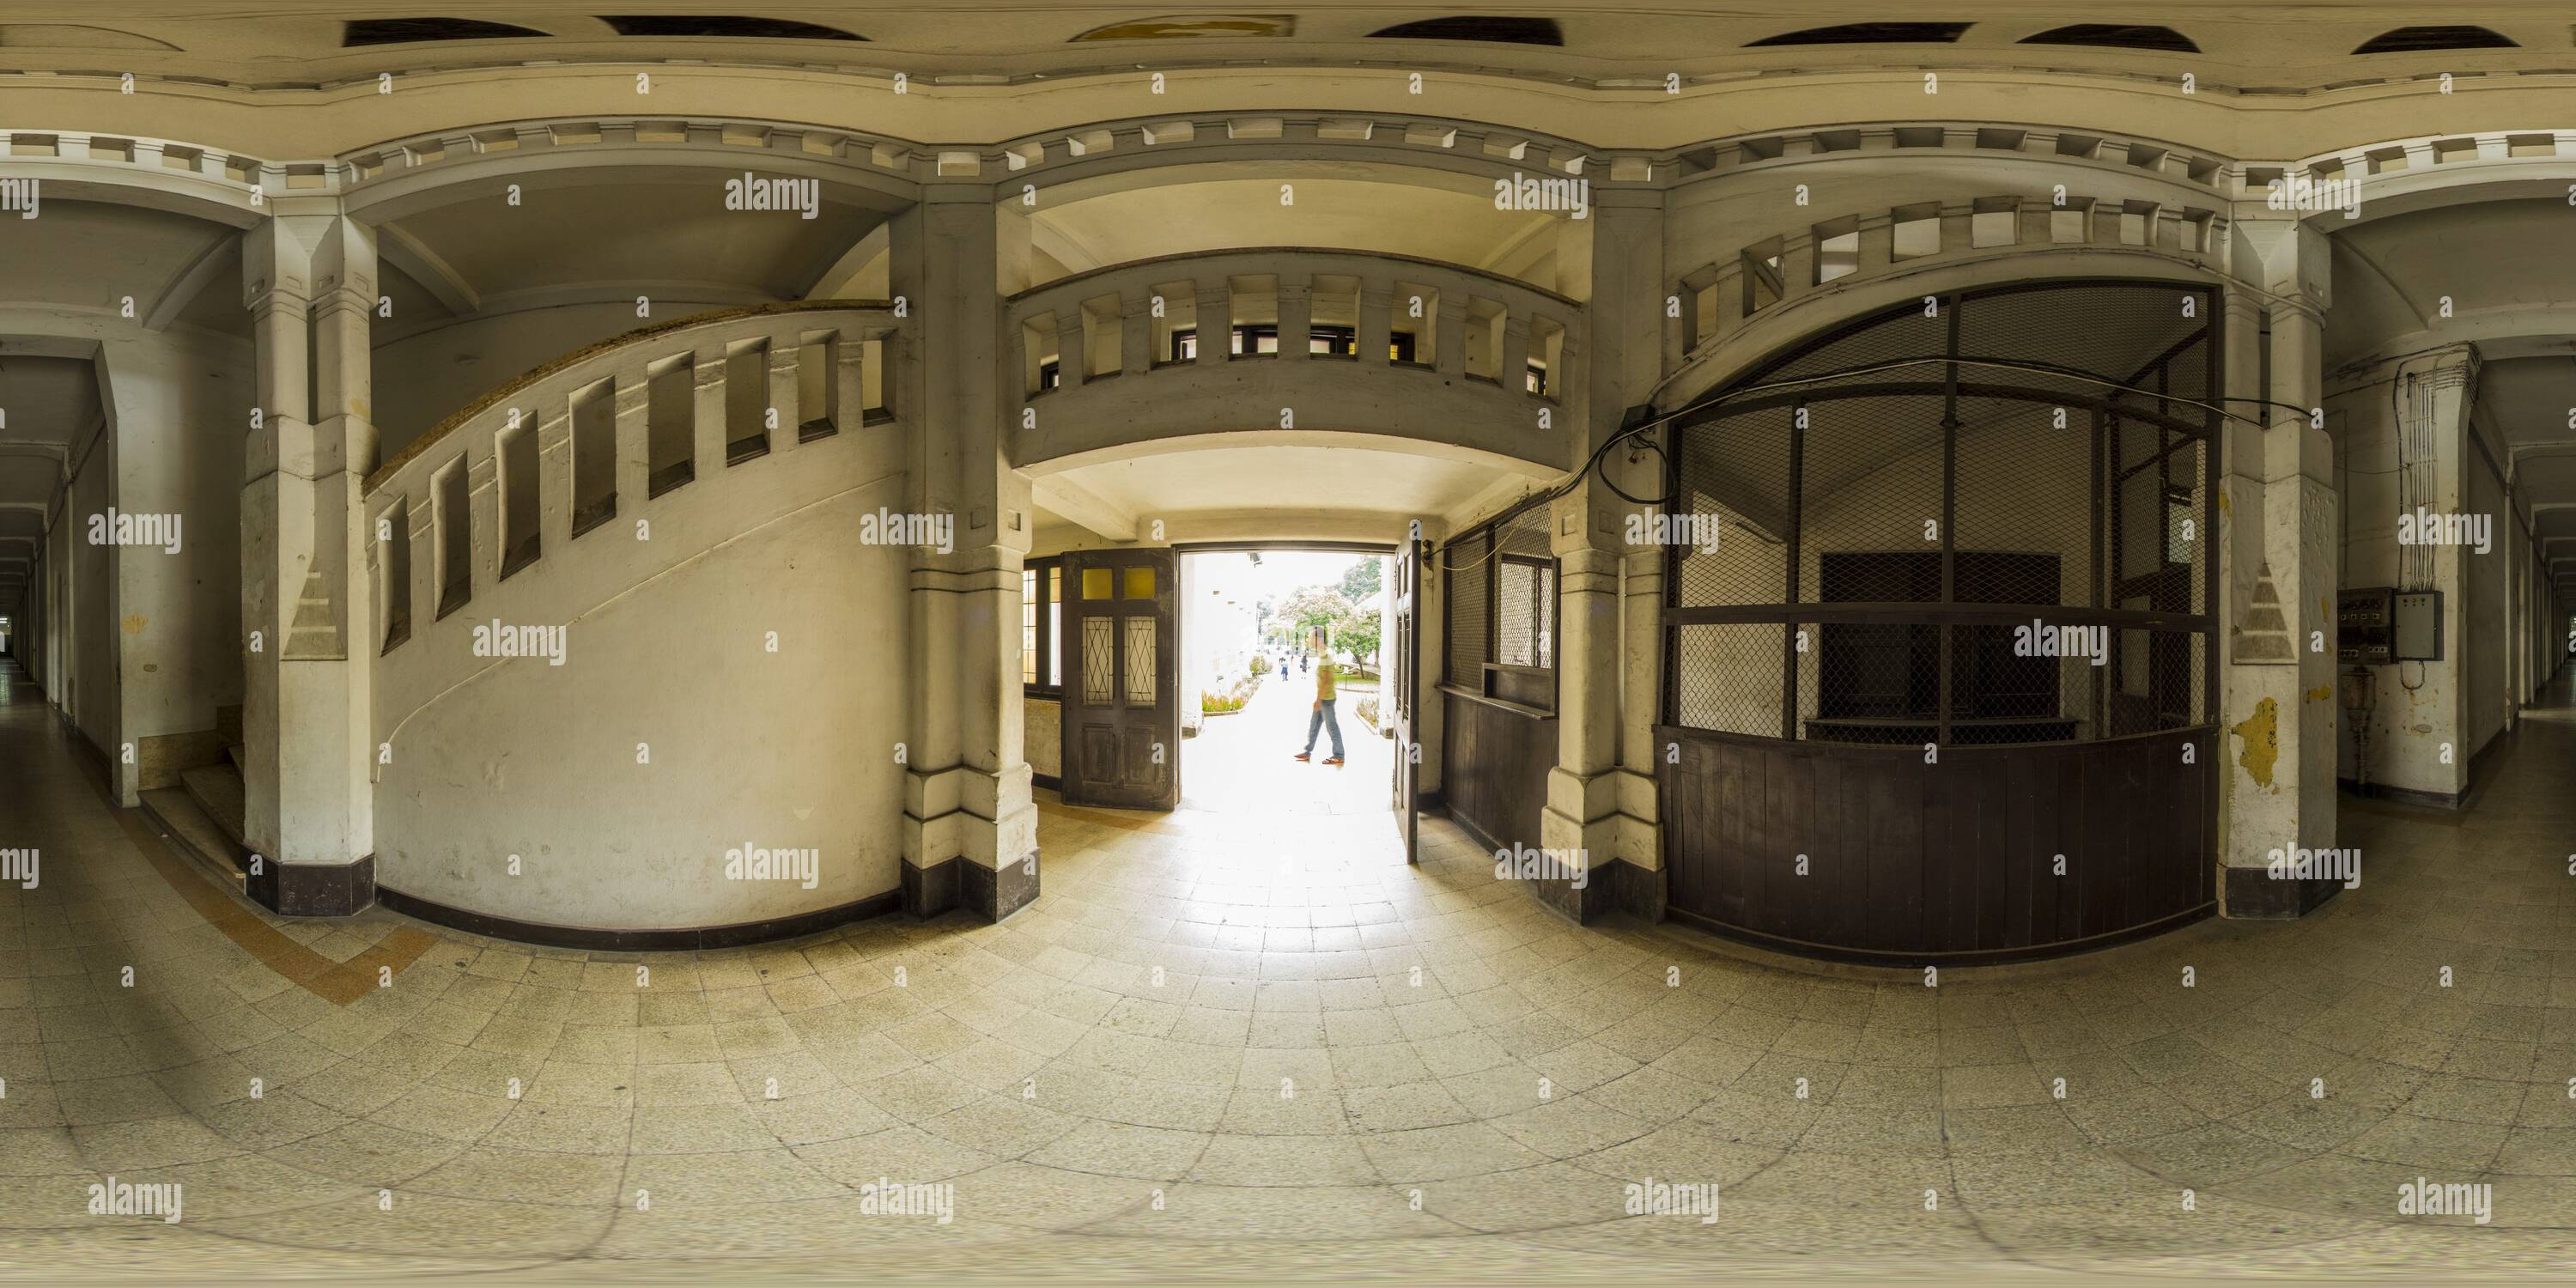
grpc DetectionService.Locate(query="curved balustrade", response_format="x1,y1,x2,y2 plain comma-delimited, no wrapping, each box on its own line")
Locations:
1672,194,2222,366
363,301,911,939
365,301,898,663
1007,248,1583,473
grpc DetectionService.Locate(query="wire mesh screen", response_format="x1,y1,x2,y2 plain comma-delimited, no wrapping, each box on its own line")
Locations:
1666,279,2219,747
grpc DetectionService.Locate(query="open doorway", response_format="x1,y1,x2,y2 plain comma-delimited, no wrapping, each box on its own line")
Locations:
1177,547,1395,817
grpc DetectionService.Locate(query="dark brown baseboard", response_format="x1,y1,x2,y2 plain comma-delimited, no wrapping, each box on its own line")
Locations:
374,882,902,951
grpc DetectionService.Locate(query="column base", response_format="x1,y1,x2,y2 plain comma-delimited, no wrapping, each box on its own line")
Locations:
901,852,1038,922
249,854,376,917
2219,862,2344,920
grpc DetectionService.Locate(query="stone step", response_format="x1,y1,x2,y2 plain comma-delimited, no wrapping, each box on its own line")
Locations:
215,703,243,745
224,742,244,774
141,787,248,888
180,763,249,856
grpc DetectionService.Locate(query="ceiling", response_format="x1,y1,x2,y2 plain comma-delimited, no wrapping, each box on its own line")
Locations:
1034,443,1523,547
1027,175,1573,295
0,4,2566,92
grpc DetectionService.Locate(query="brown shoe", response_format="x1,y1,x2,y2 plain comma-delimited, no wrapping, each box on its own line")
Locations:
1323,756,1345,767
1292,752,1311,761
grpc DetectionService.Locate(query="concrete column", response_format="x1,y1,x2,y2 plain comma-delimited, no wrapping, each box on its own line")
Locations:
691,343,726,469
1538,187,1664,923
1434,295,1467,379
766,340,802,453
1120,289,1153,376
1278,277,1312,362
241,213,376,914
892,185,1036,921
1358,282,1394,367
1054,310,1086,388
2221,220,2338,918
1500,315,1531,393
1194,283,1230,366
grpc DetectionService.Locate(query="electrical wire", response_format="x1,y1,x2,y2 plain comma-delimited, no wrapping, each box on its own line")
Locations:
1430,350,2290,571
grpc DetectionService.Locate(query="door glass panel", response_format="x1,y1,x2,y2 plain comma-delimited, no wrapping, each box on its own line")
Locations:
1083,567,1114,599
1123,566,1156,599
1084,617,1115,702
1124,617,1156,705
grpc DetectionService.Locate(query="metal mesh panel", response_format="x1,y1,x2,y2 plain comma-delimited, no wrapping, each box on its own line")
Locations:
1951,396,2095,610
1674,623,1783,735
1955,282,2215,405
1751,299,1948,384
1674,410,1790,606
1666,278,2216,747
1799,396,1943,603
1444,529,1489,686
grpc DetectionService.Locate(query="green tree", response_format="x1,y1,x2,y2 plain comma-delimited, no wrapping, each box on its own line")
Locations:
1336,556,1382,607
1278,586,1352,648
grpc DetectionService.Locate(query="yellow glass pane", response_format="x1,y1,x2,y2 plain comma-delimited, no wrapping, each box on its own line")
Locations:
1082,568,1112,599
1123,566,1156,598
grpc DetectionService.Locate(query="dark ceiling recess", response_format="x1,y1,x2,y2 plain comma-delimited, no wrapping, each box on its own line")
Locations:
2020,24,2197,54
343,17,549,46
1365,16,1563,46
1747,22,1971,46
598,15,864,40
2353,26,2517,54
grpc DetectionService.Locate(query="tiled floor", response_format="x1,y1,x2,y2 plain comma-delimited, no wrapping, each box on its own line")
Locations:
8,649,2576,1282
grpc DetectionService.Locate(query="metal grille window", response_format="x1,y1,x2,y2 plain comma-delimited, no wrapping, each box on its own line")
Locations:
1662,280,2218,745
1444,506,1556,708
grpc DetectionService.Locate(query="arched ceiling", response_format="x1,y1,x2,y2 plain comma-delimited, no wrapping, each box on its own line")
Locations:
1024,174,1574,294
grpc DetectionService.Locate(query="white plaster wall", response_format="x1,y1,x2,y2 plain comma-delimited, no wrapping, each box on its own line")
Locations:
106,337,249,793
374,299,745,460
372,430,908,932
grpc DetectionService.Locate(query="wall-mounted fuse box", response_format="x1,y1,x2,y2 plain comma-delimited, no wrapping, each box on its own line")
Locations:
2337,587,2392,664
2392,589,2442,660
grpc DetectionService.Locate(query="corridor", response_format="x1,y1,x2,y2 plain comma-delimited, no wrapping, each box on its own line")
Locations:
0,647,2570,1280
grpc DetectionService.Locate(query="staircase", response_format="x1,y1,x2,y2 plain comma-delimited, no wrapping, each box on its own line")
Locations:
140,702,250,888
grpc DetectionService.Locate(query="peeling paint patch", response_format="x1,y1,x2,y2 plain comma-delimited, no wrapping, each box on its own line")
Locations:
121,614,147,635
2218,490,2232,514
2232,696,2280,791
2305,685,2332,702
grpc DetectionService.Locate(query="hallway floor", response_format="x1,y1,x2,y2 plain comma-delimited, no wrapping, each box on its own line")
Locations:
7,650,2576,1282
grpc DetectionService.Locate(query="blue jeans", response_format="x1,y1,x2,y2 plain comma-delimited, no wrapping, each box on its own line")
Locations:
1303,700,1346,758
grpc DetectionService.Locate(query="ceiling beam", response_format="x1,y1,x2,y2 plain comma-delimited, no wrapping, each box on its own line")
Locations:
379,222,481,318
799,222,890,301
143,229,238,332
1031,475,1138,543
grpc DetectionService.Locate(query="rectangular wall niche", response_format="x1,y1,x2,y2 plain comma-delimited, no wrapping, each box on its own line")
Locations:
380,497,410,653
498,423,540,580
570,377,617,538
725,339,770,465
647,355,696,497
434,459,471,618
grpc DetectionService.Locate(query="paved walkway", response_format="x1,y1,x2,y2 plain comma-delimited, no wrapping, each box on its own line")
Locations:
5,647,2576,1282
1180,660,1393,817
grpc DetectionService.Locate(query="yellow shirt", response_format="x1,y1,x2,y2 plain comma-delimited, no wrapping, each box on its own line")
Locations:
1315,665,1336,701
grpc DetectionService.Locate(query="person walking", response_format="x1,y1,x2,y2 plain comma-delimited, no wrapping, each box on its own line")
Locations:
1292,636,1345,767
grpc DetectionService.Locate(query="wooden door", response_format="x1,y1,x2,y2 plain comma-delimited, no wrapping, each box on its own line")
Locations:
1391,534,1424,862
1060,549,1179,809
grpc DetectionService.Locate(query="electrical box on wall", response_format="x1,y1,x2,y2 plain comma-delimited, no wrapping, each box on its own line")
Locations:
2337,587,2393,665
2393,590,2442,660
